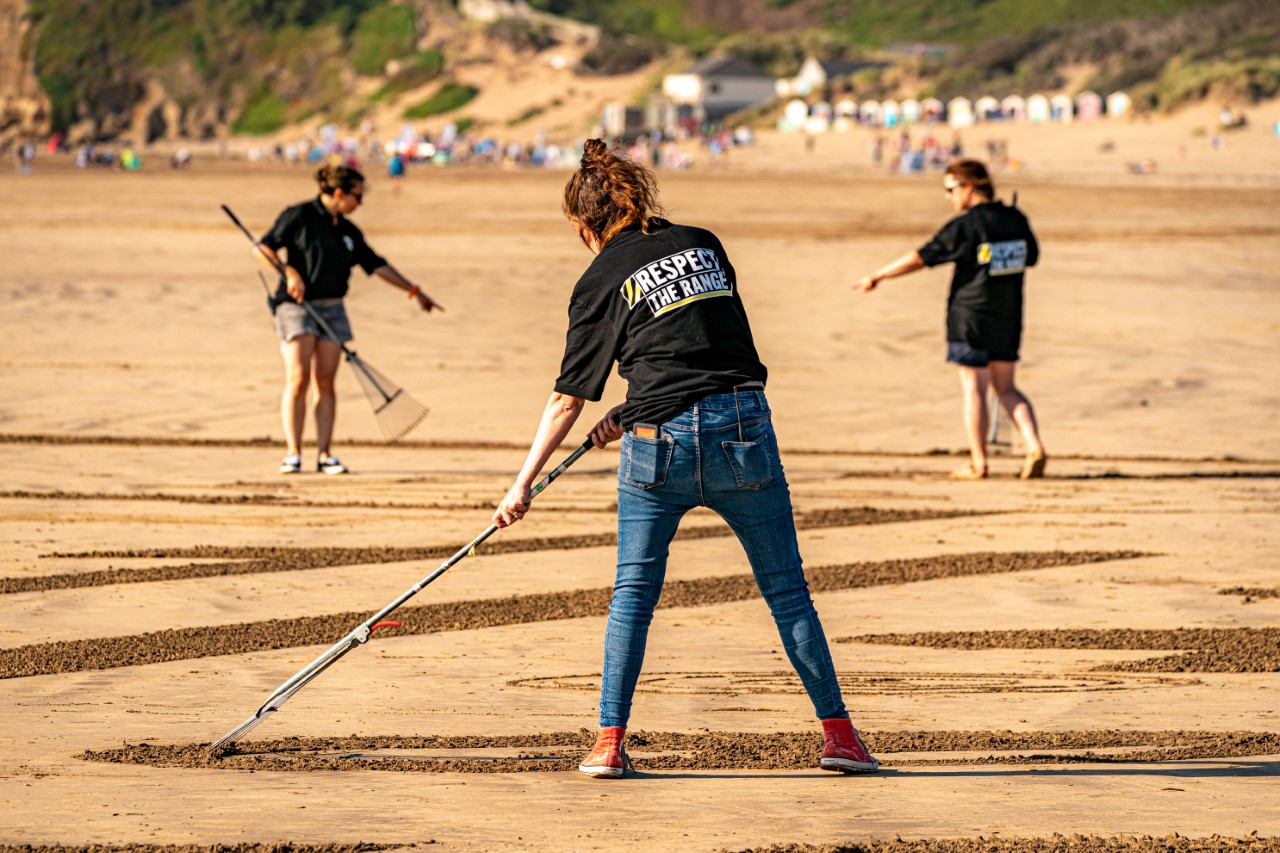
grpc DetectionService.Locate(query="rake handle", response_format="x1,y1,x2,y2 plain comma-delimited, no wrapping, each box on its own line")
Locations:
210,433,598,753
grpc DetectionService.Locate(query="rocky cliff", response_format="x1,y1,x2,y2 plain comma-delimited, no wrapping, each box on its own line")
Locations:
0,0,51,144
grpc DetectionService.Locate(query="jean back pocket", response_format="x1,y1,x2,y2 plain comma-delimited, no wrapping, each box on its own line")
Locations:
624,433,673,489
721,432,775,490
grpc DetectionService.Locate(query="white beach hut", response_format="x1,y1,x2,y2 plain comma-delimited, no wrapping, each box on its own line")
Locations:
859,100,882,125
835,98,857,118
1026,94,1050,123
901,98,921,124
1000,95,1026,121
1106,91,1132,118
782,98,810,131
881,99,901,127
1050,94,1074,123
974,95,1001,120
948,97,974,127
921,97,944,121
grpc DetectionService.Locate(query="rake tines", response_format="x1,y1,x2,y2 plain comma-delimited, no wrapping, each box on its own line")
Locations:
347,352,429,442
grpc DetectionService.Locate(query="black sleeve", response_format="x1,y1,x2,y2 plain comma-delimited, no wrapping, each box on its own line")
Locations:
347,225,388,275
260,206,299,252
1023,215,1040,268
917,216,968,267
553,274,623,401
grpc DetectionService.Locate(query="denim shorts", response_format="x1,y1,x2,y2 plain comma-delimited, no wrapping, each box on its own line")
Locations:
274,298,353,344
947,341,1018,367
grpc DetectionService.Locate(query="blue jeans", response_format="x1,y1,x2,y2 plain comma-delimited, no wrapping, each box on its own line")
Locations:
599,390,848,728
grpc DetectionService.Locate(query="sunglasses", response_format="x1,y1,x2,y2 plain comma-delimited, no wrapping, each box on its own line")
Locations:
944,182,965,194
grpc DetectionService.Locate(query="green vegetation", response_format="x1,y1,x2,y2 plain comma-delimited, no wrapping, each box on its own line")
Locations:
26,0,411,135
507,104,547,126
351,4,418,76
231,88,288,135
528,0,721,47
404,83,479,119
21,0,1280,140
372,50,446,102
1138,55,1280,112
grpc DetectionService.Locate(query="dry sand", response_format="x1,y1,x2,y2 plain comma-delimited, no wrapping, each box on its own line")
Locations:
0,111,1278,852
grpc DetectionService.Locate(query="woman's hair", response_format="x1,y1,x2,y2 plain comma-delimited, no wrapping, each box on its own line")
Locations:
315,164,364,195
563,138,664,247
944,159,994,199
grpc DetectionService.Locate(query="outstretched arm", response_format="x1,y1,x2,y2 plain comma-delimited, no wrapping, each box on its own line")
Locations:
854,250,926,292
493,391,587,528
372,263,444,312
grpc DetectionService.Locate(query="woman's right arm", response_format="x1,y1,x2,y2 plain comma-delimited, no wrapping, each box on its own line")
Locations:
254,245,304,303
853,250,925,292
493,391,588,528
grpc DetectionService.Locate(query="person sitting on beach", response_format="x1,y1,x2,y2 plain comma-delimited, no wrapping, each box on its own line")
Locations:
255,164,443,475
853,159,1048,480
493,139,879,779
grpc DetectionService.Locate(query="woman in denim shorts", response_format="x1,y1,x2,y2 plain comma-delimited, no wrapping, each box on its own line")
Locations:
492,140,878,779
255,164,442,475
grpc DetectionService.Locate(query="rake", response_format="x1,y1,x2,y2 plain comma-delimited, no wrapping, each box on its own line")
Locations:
224,204,429,442
208,433,599,753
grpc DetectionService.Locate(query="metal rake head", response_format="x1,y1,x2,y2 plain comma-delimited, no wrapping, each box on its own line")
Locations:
347,353,429,442
371,387,430,442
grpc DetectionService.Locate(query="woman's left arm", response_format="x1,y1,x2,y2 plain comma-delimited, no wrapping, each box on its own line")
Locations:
372,263,444,312
494,392,587,528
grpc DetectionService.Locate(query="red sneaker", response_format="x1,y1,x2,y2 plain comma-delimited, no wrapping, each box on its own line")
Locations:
578,726,631,779
820,718,879,773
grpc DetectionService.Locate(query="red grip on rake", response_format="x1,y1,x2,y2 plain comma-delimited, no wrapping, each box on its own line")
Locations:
370,621,402,634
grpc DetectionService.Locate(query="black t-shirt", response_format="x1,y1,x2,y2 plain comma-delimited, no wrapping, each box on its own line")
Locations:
259,198,387,305
554,219,767,428
917,201,1039,353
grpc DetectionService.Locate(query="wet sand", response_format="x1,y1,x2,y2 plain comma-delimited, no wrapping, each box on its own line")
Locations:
0,134,1278,851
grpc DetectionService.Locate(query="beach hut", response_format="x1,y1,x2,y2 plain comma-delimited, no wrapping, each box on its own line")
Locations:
1026,94,1050,123
811,101,833,130
921,97,944,121
1076,91,1102,122
881,99,901,127
859,100,882,125
782,98,809,131
1000,95,1026,121
947,97,973,127
901,98,921,124
1106,91,1132,118
1050,94,1074,123
974,96,1000,120
835,98,857,118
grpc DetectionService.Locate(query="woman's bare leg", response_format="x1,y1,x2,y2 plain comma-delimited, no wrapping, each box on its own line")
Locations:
956,365,991,475
281,335,315,456
312,339,343,457
989,361,1045,459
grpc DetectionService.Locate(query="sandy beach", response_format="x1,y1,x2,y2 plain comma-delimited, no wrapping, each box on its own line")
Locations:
0,110,1278,852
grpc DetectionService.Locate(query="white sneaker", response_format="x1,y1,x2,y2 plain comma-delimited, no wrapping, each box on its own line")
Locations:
317,455,349,475
279,455,302,475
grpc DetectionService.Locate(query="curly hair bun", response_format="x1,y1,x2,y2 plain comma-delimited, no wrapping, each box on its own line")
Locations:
581,138,610,168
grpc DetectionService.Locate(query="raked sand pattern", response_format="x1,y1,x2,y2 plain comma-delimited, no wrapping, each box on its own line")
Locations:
1,154,1277,851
